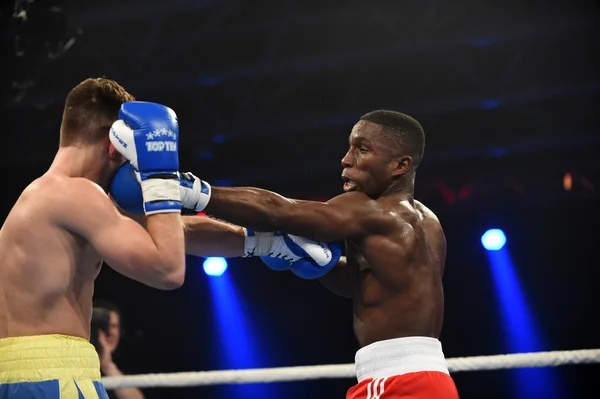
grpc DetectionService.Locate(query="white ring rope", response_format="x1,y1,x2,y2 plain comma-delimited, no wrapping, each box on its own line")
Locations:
102,348,600,389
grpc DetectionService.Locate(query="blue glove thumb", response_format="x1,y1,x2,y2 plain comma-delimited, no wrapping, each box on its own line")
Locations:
110,162,144,214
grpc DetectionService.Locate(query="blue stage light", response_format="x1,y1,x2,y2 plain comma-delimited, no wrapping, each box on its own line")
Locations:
203,257,228,276
481,229,507,251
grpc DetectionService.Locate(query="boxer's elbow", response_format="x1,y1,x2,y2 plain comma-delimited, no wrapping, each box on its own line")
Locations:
140,271,184,290
154,255,186,290
137,254,185,290
158,269,185,290
106,249,185,289
145,264,184,290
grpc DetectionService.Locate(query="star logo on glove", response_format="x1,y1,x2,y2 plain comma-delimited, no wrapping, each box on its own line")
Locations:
146,128,177,141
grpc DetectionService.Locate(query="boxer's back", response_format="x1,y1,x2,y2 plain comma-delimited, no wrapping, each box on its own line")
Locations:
348,197,446,347
0,174,102,339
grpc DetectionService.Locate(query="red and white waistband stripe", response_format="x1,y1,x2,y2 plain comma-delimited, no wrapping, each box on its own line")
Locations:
366,377,388,399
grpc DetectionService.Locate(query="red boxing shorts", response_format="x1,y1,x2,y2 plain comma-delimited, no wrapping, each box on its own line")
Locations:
346,337,460,399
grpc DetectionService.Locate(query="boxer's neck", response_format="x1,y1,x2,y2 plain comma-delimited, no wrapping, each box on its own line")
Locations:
50,145,110,187
381,172,415,200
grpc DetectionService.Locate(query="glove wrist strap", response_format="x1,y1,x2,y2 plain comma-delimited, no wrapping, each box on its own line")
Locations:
179,173,211,212
243,229,275,257
140,174,182,215
193,180,211,212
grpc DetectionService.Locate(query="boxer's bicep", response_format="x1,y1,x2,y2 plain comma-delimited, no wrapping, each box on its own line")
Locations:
60,182,184,289
274,193,388,241
96,213,185,290
274,202,358,241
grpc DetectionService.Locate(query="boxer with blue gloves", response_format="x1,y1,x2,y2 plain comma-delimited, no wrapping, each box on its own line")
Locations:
109,162,341,275
138,110,459,399
0,78,188,399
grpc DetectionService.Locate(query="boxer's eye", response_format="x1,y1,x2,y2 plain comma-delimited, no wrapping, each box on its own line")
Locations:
359,146,368,153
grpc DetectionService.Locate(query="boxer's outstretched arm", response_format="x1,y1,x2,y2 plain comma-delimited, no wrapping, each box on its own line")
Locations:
182,216,245,257
114,208,248,258
205,188,391,242
62,180,185,290
114,203,246,258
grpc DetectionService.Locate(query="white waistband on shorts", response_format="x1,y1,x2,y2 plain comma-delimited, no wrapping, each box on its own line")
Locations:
355,336,449,382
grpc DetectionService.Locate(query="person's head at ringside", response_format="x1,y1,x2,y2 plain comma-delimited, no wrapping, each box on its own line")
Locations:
341,110,425,199
93,299,122,350
57,77,135,189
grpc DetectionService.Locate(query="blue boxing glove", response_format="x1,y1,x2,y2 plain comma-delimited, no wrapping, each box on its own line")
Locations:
255,231,342,279
289,239,342,279
243,229,339,272
110,163,211,214
109,101,181,215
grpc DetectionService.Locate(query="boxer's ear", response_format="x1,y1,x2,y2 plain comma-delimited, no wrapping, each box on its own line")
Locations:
108,141,122,161
390,155,412,177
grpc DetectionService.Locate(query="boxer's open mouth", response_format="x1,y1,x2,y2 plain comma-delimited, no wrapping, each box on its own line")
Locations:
342,176,357,192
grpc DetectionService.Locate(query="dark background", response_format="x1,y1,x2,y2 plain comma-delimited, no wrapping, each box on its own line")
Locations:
1,0,599,398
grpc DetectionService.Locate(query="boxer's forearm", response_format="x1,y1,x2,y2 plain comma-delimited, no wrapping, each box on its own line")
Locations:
182,216,245,257
206,187,301,232
145,214,186,284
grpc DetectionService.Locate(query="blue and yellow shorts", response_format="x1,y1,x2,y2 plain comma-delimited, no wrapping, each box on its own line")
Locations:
0,334,109,399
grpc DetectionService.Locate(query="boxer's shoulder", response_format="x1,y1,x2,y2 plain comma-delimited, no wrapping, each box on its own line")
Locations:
375,198,441,232
413,200,440,223
22,172,104,194
328,191,373,205
43,174,107,201
398,201,444,245
327,192,392,221
18,174,110,223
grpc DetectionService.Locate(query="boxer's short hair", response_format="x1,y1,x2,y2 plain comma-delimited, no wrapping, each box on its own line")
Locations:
60,77,135,147
360,110,425,169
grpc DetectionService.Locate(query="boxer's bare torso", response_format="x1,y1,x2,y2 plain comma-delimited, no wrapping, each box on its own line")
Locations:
325,198,446,348
0,174,103,340
0,81,188,343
